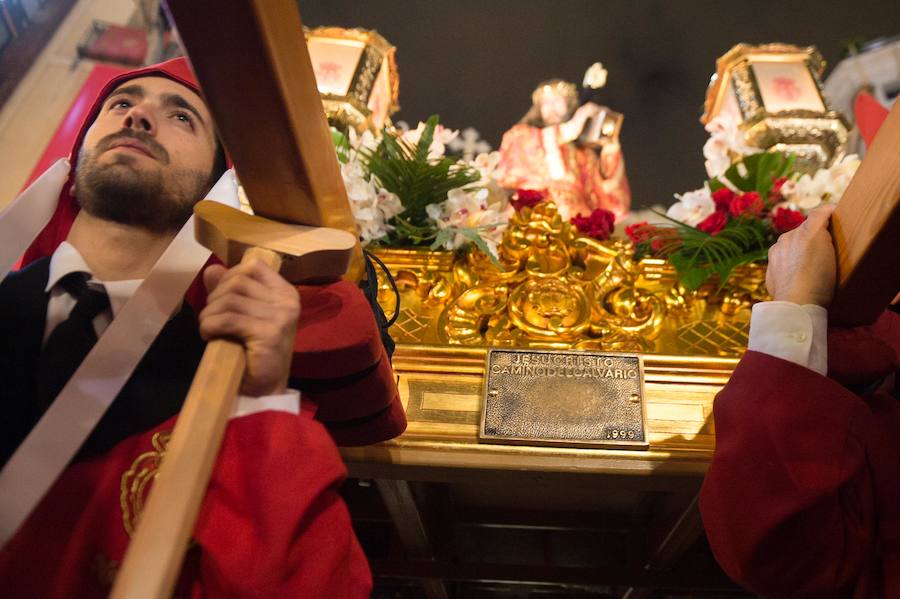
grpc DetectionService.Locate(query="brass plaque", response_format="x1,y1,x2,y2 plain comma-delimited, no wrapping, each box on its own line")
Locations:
480,349,648,449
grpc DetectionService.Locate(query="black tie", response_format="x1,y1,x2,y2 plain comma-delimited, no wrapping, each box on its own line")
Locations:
35,272,111,411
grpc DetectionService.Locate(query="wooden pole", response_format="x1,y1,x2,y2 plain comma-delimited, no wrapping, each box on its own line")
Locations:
110,246,280,599
110,204,355,599
110,0,366,593
829,100,900,326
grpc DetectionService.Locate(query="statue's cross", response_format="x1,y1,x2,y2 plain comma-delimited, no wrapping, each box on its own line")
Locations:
109,1,364,597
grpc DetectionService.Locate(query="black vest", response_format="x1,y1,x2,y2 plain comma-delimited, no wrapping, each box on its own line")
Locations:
0,258,206,466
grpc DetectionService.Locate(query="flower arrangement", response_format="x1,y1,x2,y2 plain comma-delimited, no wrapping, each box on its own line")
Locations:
335,111,634,263
333,115,510,259
629,116,860,290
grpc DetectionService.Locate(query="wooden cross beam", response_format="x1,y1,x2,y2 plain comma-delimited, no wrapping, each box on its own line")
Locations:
109,1,365,597
164,0,364,280
829,100,900,326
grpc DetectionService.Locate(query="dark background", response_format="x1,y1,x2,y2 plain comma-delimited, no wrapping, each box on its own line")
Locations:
299,0,900,209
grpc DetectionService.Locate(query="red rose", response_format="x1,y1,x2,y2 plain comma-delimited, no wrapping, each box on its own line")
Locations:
625,221,654,245
771,207,805,233
729,191,764,217
572,208,616,241
510,189,545,211
711,188,734,212
697,211,728,235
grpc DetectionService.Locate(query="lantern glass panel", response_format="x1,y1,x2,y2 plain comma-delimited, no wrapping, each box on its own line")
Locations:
751,61,825,113
308,37,365,96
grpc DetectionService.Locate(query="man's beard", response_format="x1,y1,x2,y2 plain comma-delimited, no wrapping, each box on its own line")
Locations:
74,131,212,233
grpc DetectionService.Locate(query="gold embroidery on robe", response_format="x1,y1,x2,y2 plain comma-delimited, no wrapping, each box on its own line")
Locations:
119,430,171,537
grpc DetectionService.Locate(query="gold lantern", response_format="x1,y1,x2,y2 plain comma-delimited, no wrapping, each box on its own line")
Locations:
702,43,850,172
304,27,400,132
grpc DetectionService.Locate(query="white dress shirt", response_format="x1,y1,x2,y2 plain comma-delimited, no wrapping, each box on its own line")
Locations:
44,242,140,343
44,241,299,416
747,301,828,376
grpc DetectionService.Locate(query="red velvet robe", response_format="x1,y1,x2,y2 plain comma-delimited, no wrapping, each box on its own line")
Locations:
0,280,401,598
0,57,406,597
700,312,900,598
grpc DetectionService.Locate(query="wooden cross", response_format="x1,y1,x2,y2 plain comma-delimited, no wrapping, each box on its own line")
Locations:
109,1,364,597
829,99,900,326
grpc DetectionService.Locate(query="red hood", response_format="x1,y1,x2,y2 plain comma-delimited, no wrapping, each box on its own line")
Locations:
22,57,205,267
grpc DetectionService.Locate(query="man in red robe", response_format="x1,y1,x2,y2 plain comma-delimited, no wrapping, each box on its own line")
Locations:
700,205,899,598
0,58,405,597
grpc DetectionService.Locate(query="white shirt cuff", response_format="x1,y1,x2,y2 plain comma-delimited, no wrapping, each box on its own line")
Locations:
748,301,828,376
231,389,301,419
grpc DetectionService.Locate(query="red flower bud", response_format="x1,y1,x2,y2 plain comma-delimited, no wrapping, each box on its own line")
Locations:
768,176,789,203
771,206,805,233
625,221,654,245
511,189,545,211
697,211,728,235
771,176,788,194
729,191,764,217
711,188,735,212
572,208,616,241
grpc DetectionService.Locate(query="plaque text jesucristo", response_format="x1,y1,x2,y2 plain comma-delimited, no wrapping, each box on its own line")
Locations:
480,349,648,449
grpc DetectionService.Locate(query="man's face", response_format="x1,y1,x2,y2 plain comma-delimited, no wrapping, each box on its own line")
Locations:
539,88,571,126
75,76,218,233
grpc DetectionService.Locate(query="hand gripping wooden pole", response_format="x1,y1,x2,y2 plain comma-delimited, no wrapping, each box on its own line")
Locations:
110,204,355,599
110,0,366,594
829,100,900,326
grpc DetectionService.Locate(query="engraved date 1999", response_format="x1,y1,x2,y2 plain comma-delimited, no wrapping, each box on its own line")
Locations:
602,426,640,441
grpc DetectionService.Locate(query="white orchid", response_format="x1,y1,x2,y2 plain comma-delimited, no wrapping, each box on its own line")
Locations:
470,151,502,180
334,118,513,257
348,128,380,155
427,188,508,256
402,121,460,160
464,151,511,216
702,114,759,178
376,188,404,221
667,184,715,226
780,154,861,211
340,160,404,244
702,136,733,180
826,154,861,198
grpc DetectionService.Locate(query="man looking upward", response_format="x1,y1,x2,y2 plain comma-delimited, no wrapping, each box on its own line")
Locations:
0,58,403,597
